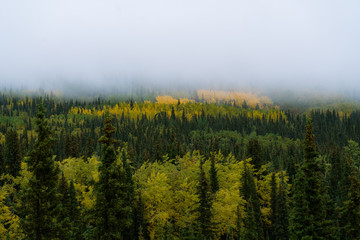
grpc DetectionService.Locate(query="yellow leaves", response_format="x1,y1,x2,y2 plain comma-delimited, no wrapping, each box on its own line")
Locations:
213,189,245,235
65,97,289,125
156,96,178,104
18,161,32,189
197,89,273,108
256,170,290,226
58,156,100,208
135,153,290,239
136,166,174,240
211,157,245,235
155,96,194,104
69,106,79,115
135,158,201,240
0,179,22,239
145,171,170,200
0,133,4,145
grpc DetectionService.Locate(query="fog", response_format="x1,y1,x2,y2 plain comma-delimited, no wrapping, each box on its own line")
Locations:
1,0,360,93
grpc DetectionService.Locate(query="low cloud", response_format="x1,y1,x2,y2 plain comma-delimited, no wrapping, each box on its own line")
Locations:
1,0,359,93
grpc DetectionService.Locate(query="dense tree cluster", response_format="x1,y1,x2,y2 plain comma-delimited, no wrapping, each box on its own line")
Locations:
0,91,359,239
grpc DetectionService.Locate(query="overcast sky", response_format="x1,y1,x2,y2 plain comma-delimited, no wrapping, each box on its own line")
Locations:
1,0,360,92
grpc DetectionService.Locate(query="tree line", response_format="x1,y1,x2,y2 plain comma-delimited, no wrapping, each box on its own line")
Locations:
0,93,360,239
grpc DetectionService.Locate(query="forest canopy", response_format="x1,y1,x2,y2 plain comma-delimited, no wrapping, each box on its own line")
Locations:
0,89,359,239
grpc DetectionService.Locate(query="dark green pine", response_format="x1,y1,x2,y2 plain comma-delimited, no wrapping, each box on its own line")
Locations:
209,152,219,194
57,174,80,240
93,115,133,240
19,101,60,239
133,191,147,240
196,158,213,239
121,148,135,240
241,201,259,240
341,167,360,239
4,127,21,177
240,161,264,240
289,166,308,239
269,172,277,240
274,173,289,240
290,120,330,240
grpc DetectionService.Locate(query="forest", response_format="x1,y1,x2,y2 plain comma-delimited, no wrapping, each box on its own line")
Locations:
0,89,360,240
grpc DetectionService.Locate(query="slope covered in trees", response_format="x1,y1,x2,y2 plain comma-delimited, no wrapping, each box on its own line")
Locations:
0,90,359,239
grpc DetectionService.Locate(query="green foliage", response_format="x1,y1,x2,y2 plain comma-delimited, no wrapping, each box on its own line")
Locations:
120,148,135,240
344,140,360,171
19,102,60,239
57,174,81,239
4,127,21,177
1,92,360,239
0,177,22,239
269,172,277,240
290,121,332,240
274,173,289,240
209,152,219,194
0,143,4,175
58,156,99,209
340,142,360,240
246,138,262,171
241,201,258,240
342,168,360,239
93,115,133,239
240,160,264,240
196,158,213,239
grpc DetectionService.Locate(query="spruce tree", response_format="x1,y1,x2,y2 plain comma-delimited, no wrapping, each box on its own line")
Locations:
240,161,264,240
19,102,60,239
121,148,135,240
93,115,133,239
341,161,360,239
241,201,258,240
4,127,21,177
289,166,308,239
269,172,277,240
57,174,80,240
290,121,329,239
274,173,289,240
133,191,147,240
196,158,213,239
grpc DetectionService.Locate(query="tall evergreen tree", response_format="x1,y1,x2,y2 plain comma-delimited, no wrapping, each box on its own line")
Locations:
269,172,277,240
133,191,147,240
340,156,360,240
121,148,135,240
241,201,258,240
93,115,133,239
196,158,213,239
274,173,289,240
290,121,330,239
289,165,308,239
19,102,60,239
4,127,21,177
240,161,264,240
57,174,80,240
